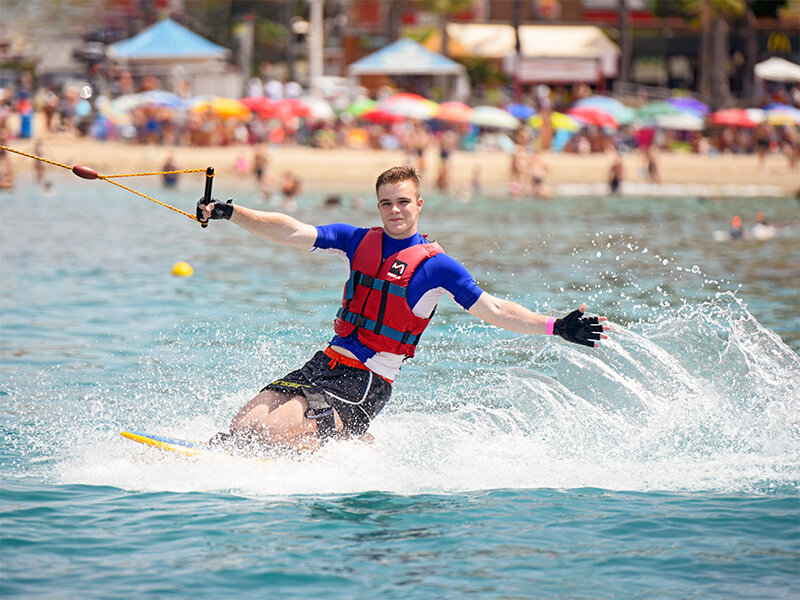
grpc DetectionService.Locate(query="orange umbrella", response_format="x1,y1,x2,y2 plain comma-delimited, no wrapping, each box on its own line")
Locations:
385,93,431,104
435,101,473,123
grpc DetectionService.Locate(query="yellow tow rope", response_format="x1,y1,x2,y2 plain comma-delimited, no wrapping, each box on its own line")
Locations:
0,144,213,224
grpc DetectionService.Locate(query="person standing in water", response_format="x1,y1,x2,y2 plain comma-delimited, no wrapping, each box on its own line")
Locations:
198,166,610,452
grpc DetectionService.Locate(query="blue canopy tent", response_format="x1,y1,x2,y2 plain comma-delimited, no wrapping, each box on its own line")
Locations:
108,18,230,62
107,19,236,95
347,38,469,101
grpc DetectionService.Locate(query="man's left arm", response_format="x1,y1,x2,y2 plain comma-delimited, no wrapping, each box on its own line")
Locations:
467,292,609,347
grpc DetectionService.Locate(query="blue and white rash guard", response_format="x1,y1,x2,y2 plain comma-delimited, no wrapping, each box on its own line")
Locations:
313,223,484,380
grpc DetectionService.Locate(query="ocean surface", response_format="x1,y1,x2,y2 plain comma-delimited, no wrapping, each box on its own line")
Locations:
1,169,799,599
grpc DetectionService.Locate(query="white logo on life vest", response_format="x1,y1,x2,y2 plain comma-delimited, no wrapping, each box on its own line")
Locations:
388,260,407,279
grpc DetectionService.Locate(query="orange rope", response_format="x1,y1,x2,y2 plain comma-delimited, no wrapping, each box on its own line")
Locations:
0,144,73,170
103,169,206,178
0,144,202,222
96,176,198,221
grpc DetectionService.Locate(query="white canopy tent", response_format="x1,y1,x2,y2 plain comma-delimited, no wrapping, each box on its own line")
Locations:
754,57,800,83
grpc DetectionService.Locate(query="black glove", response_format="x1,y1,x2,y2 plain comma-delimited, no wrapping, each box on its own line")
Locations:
197,197,234,222
553,308,603,347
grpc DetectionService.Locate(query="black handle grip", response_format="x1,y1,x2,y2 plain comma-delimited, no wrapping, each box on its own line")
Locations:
199,166,215,228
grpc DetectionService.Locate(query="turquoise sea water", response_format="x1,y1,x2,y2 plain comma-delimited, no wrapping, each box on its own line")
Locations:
2,171,799,598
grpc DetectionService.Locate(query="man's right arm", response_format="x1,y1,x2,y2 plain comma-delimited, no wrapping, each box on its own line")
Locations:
199,200,317,250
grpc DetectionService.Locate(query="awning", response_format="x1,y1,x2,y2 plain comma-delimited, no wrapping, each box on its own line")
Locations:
425,23,619,80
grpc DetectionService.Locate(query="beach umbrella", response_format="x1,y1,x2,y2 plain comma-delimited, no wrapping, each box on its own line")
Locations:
345,98,378,117
240,96,277,119
380,98,438,120
379,94,439,120
636,101,680,122
241,96,275,118
654,112,705,131
754,56,800,83
746,108,766,124
763,102,795,111
244,97,312,121
190,96,251,119
505,103,536,120
299,96,336,120
527,112,580,132
469,105,521,129
275,98,311,119
136,90,185,108
710,108,757,128
360,108,404,124
110,91,185,112
667,97,710,116
567,105,618,128
384,92,431,104
765,105,800,126
574,96,635,125
96,95,132,126
110,94,141,113
435,101,473,123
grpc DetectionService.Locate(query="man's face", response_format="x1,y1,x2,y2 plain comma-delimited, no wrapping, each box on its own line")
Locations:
377,179,423,239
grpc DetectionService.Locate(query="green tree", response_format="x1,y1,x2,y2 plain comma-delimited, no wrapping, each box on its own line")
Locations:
416,0,475,58
652,0,746,107
694,1,745,107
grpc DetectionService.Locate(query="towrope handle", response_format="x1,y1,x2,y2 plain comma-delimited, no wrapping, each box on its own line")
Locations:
198,166,215,228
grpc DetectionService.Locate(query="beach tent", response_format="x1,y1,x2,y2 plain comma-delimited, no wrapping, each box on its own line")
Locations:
108,18,230,63
754,57,800,83
107,18,237,96
425,23,619,84
347,38,470,101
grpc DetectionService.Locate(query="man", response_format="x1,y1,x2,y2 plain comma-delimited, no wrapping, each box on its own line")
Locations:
198,166,609,452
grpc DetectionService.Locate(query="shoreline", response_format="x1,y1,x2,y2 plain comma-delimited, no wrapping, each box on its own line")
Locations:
2,135,799,198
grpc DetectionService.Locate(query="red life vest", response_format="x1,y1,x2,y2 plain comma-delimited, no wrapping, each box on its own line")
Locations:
334,227,443,357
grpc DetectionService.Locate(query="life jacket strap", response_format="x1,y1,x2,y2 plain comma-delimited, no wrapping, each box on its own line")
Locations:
336,307,422,346
343,270,407,301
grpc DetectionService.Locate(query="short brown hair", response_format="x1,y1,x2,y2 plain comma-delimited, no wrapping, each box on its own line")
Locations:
375,165,421,199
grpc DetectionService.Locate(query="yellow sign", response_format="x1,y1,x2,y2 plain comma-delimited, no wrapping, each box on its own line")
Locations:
767,32,792,54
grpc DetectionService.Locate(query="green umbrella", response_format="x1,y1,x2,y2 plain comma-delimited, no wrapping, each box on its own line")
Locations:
636,101,680,122
345,99,378,117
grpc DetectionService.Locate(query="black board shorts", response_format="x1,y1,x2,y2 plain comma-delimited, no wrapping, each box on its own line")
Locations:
261,351,392,437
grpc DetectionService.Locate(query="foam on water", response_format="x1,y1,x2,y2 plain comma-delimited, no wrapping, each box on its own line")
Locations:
23,293,792,498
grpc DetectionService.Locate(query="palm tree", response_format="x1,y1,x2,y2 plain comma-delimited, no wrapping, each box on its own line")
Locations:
681,0,746,108
618,0,632,84
417,0,475,58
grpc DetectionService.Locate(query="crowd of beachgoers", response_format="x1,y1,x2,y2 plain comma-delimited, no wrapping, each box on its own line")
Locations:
1,71,799,198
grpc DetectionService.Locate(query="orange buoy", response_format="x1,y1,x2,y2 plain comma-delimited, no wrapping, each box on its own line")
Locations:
72,165,99,180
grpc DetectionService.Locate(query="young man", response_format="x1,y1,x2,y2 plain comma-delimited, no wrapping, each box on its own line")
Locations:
198,166,609,452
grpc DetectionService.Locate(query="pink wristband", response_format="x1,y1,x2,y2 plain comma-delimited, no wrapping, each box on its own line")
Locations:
545,317,556,336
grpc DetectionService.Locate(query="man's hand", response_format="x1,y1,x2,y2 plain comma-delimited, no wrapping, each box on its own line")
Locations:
552,303,609,347
197,197,234,223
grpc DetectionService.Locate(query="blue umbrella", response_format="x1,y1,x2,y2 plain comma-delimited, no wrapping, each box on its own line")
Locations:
667,97,709,116
505,103,536,120
136,90,186,108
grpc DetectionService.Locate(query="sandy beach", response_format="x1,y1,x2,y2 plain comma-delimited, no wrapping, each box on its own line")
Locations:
3,133,799,197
